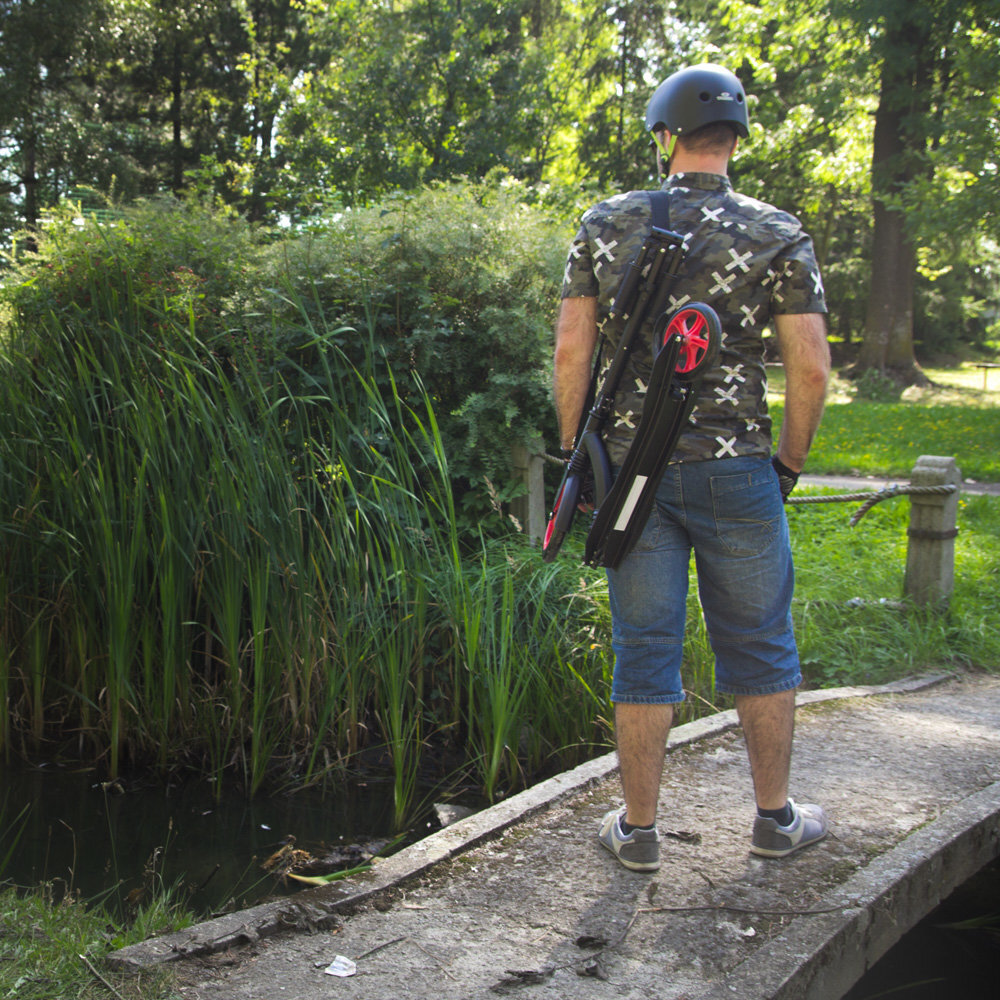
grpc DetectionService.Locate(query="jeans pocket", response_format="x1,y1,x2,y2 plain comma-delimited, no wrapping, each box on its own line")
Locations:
710,467,779,557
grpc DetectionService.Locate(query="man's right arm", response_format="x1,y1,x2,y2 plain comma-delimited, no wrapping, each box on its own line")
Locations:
553,296,599,451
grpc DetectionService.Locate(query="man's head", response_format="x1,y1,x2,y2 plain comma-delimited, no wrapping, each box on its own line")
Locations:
645,63,749,166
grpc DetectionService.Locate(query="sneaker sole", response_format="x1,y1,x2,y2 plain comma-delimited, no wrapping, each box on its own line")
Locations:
749,830,828,858
603,848,661,872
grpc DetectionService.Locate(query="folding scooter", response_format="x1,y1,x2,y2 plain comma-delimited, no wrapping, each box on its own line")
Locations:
542,201,720,568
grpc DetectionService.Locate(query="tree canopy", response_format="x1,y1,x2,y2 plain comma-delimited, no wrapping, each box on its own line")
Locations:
1,0,998,368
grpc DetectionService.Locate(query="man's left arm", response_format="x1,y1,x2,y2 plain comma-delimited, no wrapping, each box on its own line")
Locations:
773,312,830,473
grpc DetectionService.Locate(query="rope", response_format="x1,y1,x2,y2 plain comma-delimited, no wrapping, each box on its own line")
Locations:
788,483,957,526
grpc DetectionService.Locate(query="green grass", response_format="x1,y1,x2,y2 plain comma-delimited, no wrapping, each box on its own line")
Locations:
788,489,1000,687
769,364,1000,481
0,885,188,1000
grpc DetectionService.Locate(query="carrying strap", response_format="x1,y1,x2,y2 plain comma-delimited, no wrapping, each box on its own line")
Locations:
649,188,671,230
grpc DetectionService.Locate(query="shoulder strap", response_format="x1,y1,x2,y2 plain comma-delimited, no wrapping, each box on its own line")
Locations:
649,189,671,230
575,189,674,447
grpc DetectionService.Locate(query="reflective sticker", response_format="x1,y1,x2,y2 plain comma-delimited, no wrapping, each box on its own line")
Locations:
612,476,649,532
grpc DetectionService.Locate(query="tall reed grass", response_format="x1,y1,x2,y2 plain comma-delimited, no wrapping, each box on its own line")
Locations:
0,261,613,822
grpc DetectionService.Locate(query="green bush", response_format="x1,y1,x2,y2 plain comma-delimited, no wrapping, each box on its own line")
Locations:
0,205,611,809
5,196,263,349
257,175,569,527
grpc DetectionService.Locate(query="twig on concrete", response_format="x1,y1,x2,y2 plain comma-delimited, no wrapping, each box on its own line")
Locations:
79,953,128,1000
491,908,642,992
354,935,408,961
410,938,459,981
640,903,843,917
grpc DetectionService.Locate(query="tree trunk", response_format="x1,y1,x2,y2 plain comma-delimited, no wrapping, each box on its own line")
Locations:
21,128,39,233
170,37,184,194
857,12,933,386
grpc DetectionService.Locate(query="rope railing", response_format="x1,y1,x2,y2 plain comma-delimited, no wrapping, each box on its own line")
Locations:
789,483,958,527
544,450,958,529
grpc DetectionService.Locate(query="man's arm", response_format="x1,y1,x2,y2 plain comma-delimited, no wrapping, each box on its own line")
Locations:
773,312,830,472
553,295,599,451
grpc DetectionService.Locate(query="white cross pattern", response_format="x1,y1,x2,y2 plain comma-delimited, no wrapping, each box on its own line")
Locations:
669,293,692,311
726,248,753,273
701,205,725,223
721,364,746,385
746,418,761,433
633,376,648,394
715,384,740,406
813,271,825,296
740,303,760,329
615,410,636,430
594,237,618,264
709,271,733,296
762,267,779,287
715,436,739,458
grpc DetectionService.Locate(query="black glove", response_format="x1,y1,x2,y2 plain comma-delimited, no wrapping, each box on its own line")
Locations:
771,455,800,502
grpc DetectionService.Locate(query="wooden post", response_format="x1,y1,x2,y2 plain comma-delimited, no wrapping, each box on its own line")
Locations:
903,456,961,608
510,439,546,544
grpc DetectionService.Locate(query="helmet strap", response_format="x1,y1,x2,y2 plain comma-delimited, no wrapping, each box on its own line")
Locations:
652,131,678,178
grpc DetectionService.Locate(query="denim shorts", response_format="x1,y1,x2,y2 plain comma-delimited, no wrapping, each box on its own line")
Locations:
606,454,801,703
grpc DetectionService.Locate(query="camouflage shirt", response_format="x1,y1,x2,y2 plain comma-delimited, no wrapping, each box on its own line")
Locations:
561,172,827,466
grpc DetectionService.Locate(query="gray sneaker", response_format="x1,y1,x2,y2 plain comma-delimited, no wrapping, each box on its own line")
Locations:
750,799,828,858
598,808,661,872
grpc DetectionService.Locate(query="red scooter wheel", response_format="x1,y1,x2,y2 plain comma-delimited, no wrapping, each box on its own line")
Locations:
656,303,721,380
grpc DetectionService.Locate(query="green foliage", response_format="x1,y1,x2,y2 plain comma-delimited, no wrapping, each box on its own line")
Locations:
5,195,263,346
0,203,609,813
0,885,186,1000
853,367,904,403
258,176,568,526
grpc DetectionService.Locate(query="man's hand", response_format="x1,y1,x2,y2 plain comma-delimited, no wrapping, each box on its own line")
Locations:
562,448,596,511
771,455,799,502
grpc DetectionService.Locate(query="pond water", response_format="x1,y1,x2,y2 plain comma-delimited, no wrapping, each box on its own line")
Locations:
0,761,449,917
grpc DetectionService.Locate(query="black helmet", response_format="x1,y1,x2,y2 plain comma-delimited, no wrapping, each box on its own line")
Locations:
645,63,749,139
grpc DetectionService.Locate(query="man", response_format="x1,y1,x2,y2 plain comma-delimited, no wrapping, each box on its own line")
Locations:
554,64,831,872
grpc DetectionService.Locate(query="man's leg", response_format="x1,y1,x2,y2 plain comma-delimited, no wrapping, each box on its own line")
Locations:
735,688,795,811
736,686,828,856
615,702,674,827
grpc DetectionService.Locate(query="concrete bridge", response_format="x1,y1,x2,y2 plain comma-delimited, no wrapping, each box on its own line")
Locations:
111,673,1000,999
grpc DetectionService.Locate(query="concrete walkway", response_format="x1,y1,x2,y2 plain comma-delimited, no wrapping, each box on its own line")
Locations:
111,672,1000,999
